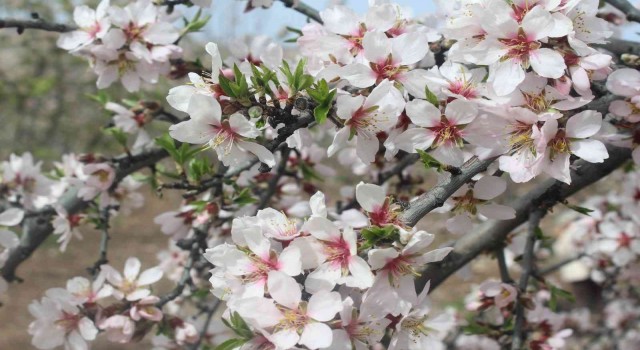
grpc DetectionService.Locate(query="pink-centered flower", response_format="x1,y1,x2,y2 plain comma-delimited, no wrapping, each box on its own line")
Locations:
169,94,275,168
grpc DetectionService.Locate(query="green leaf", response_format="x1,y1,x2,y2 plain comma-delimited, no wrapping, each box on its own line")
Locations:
187,157,211,182
361,225,399,250
214,338,248,350
104,127,129,148
549,285,575,311
565,203,594,216
217,74,237,98
229,312,253,339
424,85,439,107
86,90,110,105
417,149,443,171
233,188,257,205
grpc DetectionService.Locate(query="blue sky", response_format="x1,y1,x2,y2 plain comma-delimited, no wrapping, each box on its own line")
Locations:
198,0,437,43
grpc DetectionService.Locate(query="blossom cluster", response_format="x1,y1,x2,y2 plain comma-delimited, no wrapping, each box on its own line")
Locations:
203,187,455,349
57,0,183,92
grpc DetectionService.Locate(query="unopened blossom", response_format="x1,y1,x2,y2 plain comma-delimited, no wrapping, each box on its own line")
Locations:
445,176,516,235
232,273,342,349
391,98,477,166
57,0,111,51
101,257,163,301
169,94,275,168
328,80,405,163
28,291,98,350
536,110,608,184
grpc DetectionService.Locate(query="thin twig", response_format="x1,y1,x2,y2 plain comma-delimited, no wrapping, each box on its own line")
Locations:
538,253,586,276
257,149,290,210
88,206,115,277
278,0,323,23
512,209,544,350
495,247,513,284
189,299,221,350
0,17,76,33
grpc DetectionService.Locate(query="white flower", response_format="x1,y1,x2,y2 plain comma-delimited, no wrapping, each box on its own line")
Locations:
28,290,98,350
101,257,163,301
169,95,275,168
328,80,405,164
57,0,111,51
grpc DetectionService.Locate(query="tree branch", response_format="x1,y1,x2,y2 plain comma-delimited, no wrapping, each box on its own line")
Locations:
278,0,323,23
416,145,632,293
1,148,169,282
605,0,640,23
400,156,497,227
512,209,543,350
0,17,76,33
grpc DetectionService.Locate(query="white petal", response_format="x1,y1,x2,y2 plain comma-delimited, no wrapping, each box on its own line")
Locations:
307,290,342,322
356,182,385,212
300,322,334,349
571,139,608,163
530,48,566,79
478,203,517,220
0,208,24,226
474,176,507,200
137,267,163,286
405,99,441,127
565,110,602,138
123,257,141,280
267,270,301,309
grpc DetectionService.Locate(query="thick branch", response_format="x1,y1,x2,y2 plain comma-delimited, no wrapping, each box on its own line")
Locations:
416,145,632,293
605,0,640,23
400,157,497,227
0,17,76,33
597,38,640,56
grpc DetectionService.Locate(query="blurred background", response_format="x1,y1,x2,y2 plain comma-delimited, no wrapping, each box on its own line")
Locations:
0,0,634,348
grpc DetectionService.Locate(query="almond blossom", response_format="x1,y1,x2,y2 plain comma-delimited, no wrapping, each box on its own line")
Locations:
340,31,431,88
203,219,301,300
169,94,275,168
100,257,163,301
364,231,453,317
444,175,516,235
28,290,98,350
57,0,111,51
232,274,342,349
536,110,608,184
328,79,405,164
390,98,477,166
